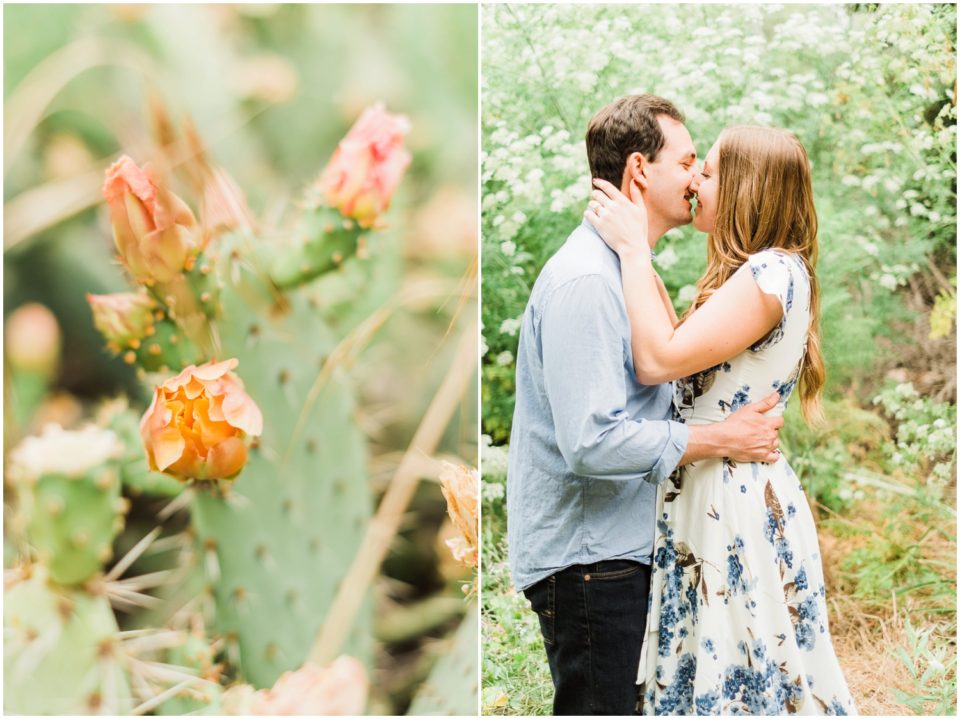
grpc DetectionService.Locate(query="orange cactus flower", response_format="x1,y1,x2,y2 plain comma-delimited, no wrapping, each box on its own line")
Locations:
318,103,411,227
140,358,263,482
103,155,202,284
439,462,479,568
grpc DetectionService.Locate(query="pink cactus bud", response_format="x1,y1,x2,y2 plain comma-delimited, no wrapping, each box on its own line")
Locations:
439,462,479,568
318,103,411,227
251,657,368,716
102,155,202,284
140,358,263,482
4,303,61,376
87,292,156,351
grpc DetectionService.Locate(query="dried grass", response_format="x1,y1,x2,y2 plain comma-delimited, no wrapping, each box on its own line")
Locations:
820,498,957,715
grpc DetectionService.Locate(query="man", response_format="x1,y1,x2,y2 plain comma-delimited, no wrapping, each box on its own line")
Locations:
506,95,784,716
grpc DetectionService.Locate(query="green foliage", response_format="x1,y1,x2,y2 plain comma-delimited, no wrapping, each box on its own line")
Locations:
780,397,890,512
893,618,958,715
481,3,956,439
873,382,958,486
481,537,552,716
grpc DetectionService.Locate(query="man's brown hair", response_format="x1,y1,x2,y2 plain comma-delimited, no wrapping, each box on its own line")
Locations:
586,95,685,185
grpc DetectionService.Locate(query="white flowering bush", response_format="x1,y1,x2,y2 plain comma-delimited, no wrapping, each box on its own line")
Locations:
874,383,957,487
481,4,956,442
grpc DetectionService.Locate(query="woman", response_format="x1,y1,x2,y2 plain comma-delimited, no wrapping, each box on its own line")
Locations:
585,126,856,715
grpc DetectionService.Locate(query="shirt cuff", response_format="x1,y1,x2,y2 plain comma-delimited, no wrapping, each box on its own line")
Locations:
647,420,689,484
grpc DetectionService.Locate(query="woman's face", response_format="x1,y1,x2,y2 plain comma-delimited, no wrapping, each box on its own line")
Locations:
691,140,719,233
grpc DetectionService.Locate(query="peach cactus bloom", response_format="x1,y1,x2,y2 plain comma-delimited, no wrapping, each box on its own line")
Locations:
439,462,479,568
318,103,411,227
87,291,156,352
140,358,263,482
103,155,202,284
234,656,368,715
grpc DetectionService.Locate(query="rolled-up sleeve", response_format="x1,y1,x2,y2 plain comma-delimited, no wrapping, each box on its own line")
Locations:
540,274,688,484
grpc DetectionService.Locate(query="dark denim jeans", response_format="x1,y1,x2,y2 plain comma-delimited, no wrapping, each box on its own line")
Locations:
524,559,651,716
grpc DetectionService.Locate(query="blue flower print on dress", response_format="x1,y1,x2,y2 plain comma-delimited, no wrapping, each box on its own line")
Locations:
654,653,697,715
719,385,751,413
773,363,801,402
639,242,856,716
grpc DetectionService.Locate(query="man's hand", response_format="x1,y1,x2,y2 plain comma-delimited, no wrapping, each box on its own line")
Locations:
681,391,784,465
722,392,784,463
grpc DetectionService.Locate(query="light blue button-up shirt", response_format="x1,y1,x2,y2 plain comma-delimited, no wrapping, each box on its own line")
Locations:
506,221,689,591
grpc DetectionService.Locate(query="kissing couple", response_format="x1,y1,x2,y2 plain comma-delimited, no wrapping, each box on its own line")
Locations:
506,95,857,716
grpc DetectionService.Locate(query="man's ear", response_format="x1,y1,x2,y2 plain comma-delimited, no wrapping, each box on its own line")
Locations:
625,151,649,191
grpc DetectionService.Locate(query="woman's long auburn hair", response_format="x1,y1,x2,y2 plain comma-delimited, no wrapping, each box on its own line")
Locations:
684,125,825,425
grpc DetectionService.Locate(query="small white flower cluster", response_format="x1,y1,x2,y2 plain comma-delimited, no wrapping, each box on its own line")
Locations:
873,383,957,487
481,434,510,479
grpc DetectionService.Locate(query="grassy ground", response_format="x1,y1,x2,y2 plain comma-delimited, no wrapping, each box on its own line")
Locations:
480,395,957,715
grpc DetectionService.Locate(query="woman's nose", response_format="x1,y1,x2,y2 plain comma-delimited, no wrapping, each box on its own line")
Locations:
689,174,701,191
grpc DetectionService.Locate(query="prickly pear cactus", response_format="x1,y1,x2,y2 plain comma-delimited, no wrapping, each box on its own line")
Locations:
5,102,425,715
8,425,127,586
407,604,479,716
18,466,125,585
4,569,135,715
188,234,373,687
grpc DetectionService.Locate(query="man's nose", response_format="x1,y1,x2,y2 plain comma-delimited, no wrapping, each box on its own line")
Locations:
689,174,700,192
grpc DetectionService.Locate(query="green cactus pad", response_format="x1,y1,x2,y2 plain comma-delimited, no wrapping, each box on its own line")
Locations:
270,207,367,289
130,316,197,373
407,602,479,716
156,632,224,715
189,244,373,687
4,571,134,714
18,464,125,586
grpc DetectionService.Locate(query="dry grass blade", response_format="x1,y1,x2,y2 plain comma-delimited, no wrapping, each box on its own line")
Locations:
4,36,158,171
309,318,478,666
4,168,107,252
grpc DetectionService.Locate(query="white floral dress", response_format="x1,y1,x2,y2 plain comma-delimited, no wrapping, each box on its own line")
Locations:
638,250,857,716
